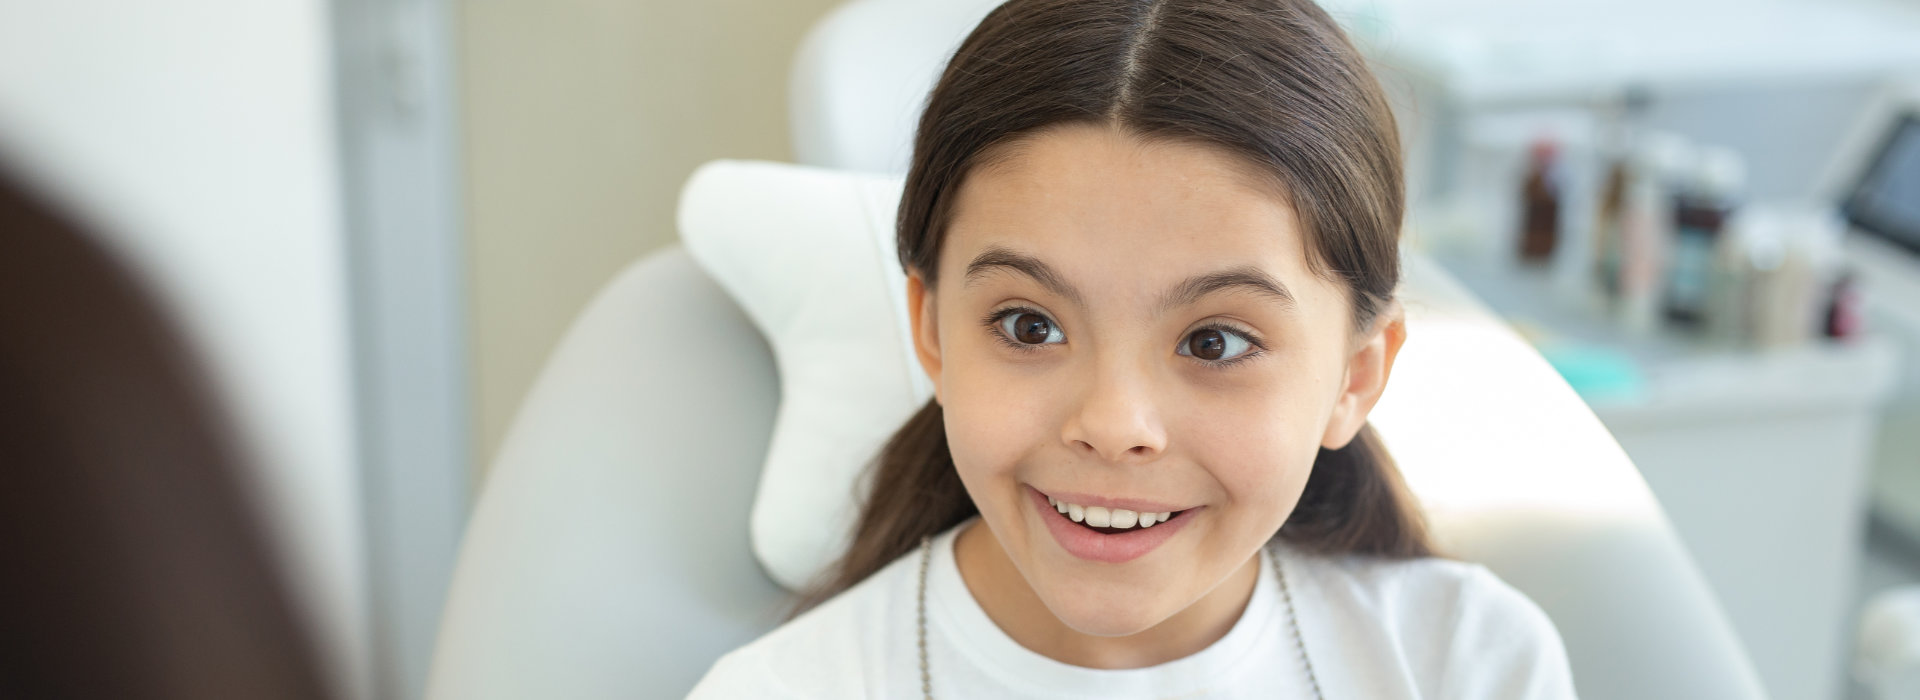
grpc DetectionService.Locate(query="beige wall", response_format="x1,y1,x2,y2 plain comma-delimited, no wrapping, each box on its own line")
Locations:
459,0,844,477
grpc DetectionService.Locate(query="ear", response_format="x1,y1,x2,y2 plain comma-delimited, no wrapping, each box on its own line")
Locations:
905,269,943,405
1320,300,1406,450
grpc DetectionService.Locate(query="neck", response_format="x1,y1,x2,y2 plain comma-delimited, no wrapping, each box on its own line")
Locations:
950,518,1261,669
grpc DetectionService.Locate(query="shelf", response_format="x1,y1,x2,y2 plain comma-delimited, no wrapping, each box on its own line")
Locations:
1427,248,1902,427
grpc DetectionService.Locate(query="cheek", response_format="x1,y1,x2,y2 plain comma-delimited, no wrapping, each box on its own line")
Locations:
938,351,1055,486
1178,361,1329,515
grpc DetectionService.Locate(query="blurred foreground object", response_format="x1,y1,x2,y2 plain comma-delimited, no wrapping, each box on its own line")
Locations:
0,167,333,700
1858,586,1920,700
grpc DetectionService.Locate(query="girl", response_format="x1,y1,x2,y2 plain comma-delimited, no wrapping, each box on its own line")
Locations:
691,0,1576,696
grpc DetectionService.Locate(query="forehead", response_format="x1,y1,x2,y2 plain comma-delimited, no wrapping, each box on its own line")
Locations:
940,123,1330,311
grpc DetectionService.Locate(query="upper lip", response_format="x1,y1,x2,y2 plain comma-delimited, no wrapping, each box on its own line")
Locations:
1032,485,1196,514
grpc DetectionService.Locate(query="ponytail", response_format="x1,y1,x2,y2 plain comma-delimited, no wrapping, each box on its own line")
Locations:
788,400,973,617
1280,422,1432,558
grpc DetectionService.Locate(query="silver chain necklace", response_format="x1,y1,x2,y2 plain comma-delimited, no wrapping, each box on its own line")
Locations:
915,535,1324,699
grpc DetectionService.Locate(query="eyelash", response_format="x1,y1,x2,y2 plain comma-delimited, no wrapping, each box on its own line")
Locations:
979,305,1269,370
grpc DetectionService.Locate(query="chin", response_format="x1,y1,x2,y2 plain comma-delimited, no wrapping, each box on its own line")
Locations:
1037,582,1173,637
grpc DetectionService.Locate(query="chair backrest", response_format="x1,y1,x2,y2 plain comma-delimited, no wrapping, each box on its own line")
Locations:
786,1,1768,698
788,0,1002,174
426,247,790,700
425,188,1764,700
422,2,1768,698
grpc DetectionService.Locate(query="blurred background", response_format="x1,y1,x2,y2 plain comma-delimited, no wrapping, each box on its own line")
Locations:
3,0,1920,699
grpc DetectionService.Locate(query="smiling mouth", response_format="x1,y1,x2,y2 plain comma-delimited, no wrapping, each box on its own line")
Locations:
1045,494,1189,534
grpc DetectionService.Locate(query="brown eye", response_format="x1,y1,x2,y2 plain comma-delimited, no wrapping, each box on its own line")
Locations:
1187,329,1226,360
1012,313,1052,344
994,309,1064,346
1178,325,1256,363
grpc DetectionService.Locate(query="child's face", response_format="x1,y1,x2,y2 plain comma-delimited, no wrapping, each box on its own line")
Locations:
906,122,1402,637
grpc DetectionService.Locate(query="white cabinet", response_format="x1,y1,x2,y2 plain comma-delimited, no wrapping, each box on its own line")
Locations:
1431,251,1900,700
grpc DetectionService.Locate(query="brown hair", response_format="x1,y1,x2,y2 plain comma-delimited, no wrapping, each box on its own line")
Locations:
793,0,1431,616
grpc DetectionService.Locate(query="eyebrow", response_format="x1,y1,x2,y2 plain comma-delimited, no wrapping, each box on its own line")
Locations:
960,245,1296,314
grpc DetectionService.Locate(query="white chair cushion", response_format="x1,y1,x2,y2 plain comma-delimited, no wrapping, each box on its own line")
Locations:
679,159,930,590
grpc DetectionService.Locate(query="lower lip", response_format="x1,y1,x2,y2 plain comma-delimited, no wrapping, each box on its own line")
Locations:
1029,485,1198,564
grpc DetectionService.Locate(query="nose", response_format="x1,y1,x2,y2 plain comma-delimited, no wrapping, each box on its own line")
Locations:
1061,354,1168,464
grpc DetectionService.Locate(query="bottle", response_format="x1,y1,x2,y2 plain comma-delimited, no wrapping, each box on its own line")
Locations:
1617,133,1689,338
1594,153,1629,299
1759,230,1813,348
1707,213,1757,347
1826,268,1865,340
1664,147,1745,331
1592,89,1650,302
1748,205,1842,349
1798,209,1848,344
1518,137,1561,265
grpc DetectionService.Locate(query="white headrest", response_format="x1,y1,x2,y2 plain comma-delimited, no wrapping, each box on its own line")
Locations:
679,159,929,590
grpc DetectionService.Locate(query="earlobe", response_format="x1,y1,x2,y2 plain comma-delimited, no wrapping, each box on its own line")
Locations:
1319,303,1407,450
905,271,943,404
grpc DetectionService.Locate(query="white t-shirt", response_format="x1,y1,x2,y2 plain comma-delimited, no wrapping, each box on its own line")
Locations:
688,519,1577,699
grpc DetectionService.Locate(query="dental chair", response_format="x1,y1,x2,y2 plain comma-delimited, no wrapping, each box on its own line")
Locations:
425,1,1768,697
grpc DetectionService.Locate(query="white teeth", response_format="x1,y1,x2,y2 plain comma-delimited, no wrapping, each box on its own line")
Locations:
1047,495,1183,531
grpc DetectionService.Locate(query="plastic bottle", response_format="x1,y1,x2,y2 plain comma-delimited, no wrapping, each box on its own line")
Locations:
1717,207,1795,348
1664,147,1746,331
1617,133,1690,338
1708,210,1760,346
1827,268,1866,340
1591,91,1650,302
1748,206,1843,348
1594,167,1627,296
1518,137,1562,265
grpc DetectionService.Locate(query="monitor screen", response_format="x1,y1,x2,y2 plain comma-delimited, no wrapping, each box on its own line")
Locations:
1845,112,1920,256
